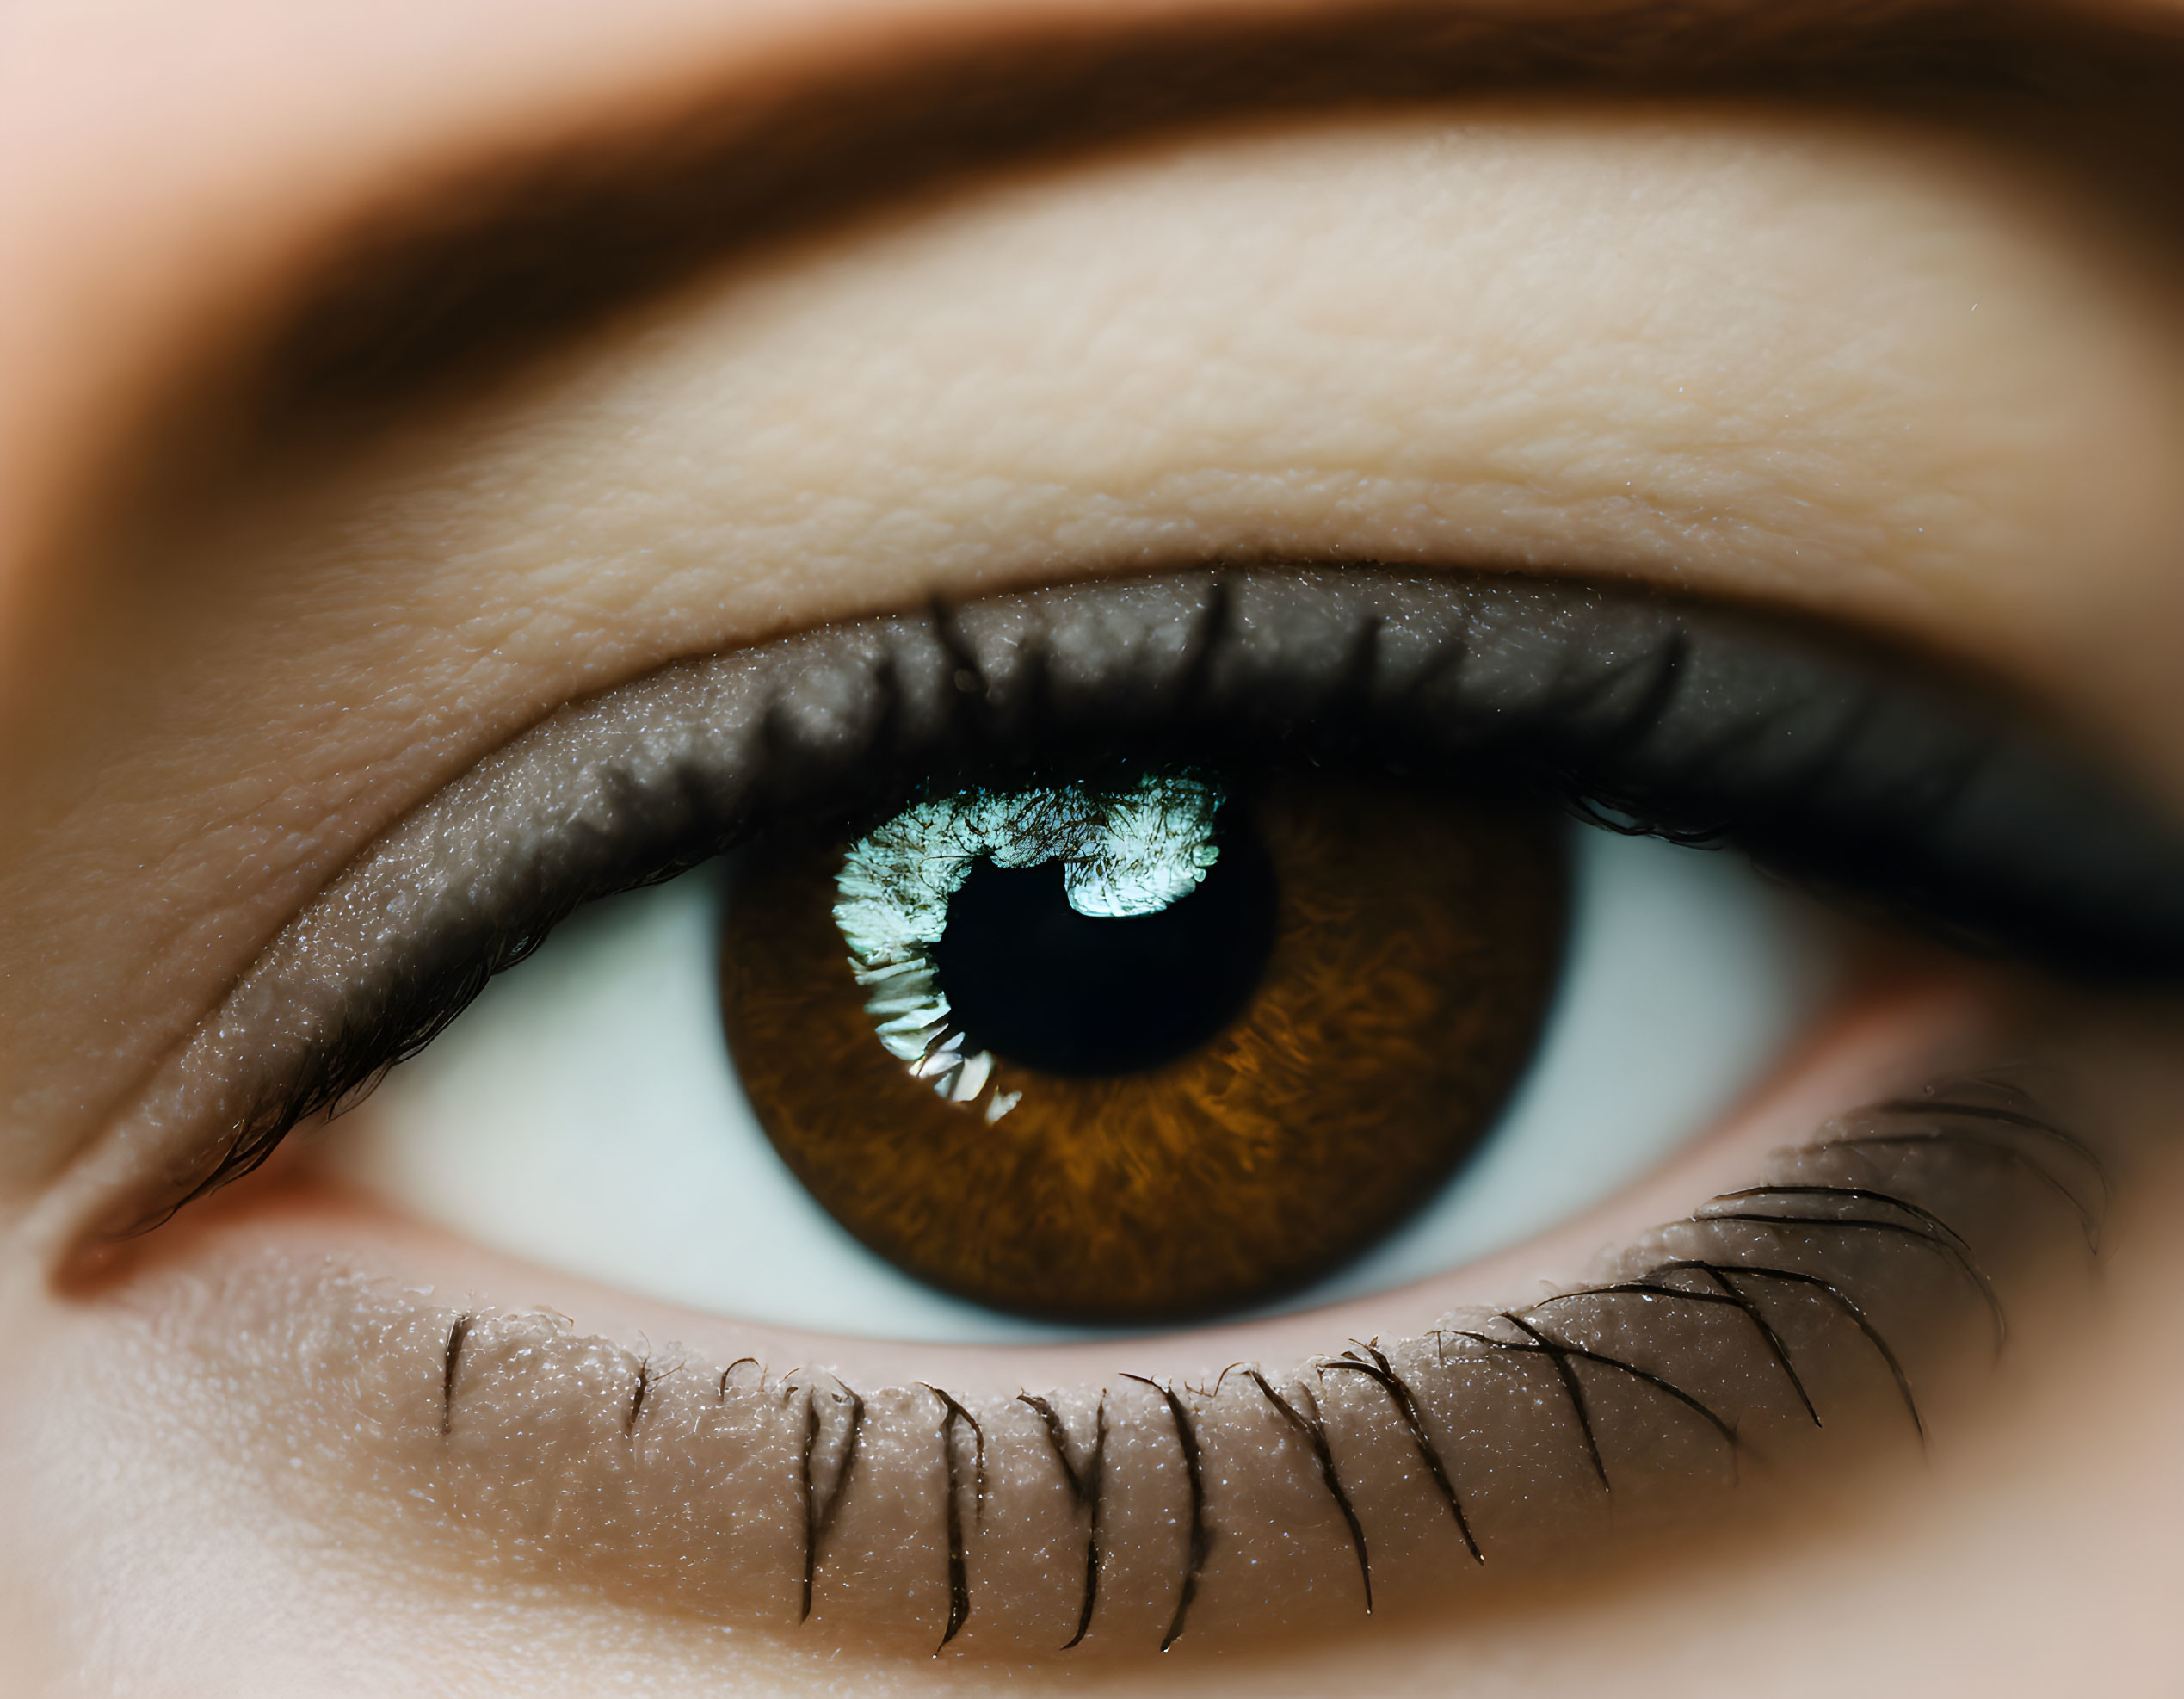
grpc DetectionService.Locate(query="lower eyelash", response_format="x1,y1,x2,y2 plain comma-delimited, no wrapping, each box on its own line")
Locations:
182,1079,2101,1658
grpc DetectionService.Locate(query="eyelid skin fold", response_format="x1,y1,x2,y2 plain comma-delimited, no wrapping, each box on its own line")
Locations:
74,565,2184,1239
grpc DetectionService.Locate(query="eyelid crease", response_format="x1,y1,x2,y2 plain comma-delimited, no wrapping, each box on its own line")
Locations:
86,565,2184,1239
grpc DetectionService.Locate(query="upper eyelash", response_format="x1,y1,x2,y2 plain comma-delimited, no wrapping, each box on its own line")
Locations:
112,565,2184,1231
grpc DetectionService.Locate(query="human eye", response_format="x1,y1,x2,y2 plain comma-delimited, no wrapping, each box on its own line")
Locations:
11,41,2184,1695
85,564,2176,1659
323,644,1831,1341
190,566,2157,1352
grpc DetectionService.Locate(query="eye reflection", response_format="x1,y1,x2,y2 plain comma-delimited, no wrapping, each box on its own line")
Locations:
307,571,1943,1343
326,813,1831,1342
839,767,1270,1090
929,839,1275,1081
721,767,1566,1323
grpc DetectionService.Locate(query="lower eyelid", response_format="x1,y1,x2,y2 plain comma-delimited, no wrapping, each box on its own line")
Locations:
122,995,2114,1660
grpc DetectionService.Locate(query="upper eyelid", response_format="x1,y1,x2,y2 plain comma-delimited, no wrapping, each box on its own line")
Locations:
68,564,2184,1245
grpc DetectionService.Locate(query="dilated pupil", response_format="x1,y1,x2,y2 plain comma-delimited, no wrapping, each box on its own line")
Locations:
932,825,1278,1078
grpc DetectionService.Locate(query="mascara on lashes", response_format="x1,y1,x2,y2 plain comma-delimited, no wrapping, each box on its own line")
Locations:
109,565,2184,1227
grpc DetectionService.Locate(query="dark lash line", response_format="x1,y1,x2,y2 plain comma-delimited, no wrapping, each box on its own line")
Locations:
1281,1112,2089,1634
1835,1134,2104,1250
1650,1261,1926,1442
1695,1205,2008,1347
1669,1265,1822,1428
1443,1121,2089,1474
131,569,2184,1231
1755,673,1886,825
1014,1393,1086,1509
416,1108,2089,1653
926,1384,986,1514
1318,1343,1484,1564
1712,1184,1975,1252
925,1385,983,1651
1015,1389,1108,1650
1330,609,1386,725
1063,1395,1109,1652
440,1313,471,1439
1498,1317,1613,1490
1174,575,1232,718
1491,1154,2064,1469
1882,1100,2103,1161
1571,627,1690,771
1872,1098,2112,1222
927,595,999,739
1459,1318,1745,1478
393,1105,2103,1657
1705,1183,2000,1331
1527,1281,1821,1430
1244,1368,1373,1614
795,1389,820,1625
1121,1375,1211,1653
793,1384,867,1626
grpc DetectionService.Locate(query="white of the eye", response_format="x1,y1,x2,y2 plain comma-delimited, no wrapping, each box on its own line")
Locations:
330,825,1837,1344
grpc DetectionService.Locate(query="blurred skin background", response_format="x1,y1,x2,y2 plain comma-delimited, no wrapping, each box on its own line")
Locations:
2,0,2183,1693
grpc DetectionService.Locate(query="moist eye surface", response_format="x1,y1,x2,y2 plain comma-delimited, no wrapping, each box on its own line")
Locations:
724,766,1566,1321
106,565,2184,1237
834,766,1249,1084
82,566,2179,1661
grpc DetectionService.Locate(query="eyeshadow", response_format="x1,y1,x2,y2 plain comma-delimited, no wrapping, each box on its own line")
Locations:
95,566,2184,1233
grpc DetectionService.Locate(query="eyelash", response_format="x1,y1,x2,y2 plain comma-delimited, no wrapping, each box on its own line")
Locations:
362,1085,2095,1656
81,560,2167,1664
114,564,2182,1234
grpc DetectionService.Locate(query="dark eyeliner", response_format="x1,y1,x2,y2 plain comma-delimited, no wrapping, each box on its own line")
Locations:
114,565,2184,1227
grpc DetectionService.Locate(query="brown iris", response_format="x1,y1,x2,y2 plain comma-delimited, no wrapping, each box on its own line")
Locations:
720,772,1567,1323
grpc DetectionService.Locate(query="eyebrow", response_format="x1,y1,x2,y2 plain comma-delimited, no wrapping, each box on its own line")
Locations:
189,0,2184,449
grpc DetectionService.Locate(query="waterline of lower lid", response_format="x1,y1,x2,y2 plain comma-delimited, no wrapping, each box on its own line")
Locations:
266,1088,2094,1655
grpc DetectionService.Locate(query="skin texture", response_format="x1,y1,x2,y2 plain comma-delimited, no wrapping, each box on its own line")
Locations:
3,0,2184,1694
9,102,2184,1189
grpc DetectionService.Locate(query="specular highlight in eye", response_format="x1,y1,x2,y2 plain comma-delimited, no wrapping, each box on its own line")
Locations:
720,768,1568,1322
935,834,1277,1079
833,769,1269,1103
